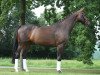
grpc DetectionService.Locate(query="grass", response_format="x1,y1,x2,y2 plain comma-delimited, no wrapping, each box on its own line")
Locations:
27,59,100,69
0,72,99,75
0,68,100,75
0,58,100,69
0,58,100,75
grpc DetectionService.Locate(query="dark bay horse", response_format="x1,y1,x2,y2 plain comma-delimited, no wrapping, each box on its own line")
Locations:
12,8,90,72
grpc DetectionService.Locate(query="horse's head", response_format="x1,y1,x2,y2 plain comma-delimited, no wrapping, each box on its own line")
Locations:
76,8,90,26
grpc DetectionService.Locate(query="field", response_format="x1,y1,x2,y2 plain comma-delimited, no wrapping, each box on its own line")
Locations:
0,58,100,75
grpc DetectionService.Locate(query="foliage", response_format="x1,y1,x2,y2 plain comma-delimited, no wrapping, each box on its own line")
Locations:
44,6,60,25
0,0,99,65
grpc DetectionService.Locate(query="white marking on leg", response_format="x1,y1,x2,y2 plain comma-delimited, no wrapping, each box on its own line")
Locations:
56,61,61,71
14,59,18,72
23,59,29,72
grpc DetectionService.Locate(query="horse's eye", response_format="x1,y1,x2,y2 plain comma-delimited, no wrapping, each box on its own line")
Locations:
82,12,84,15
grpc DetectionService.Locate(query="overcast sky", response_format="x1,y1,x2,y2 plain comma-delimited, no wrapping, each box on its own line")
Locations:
32,5,63,17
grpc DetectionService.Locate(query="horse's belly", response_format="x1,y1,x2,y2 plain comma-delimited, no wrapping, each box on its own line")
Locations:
30,28,56,46
34,38,55,46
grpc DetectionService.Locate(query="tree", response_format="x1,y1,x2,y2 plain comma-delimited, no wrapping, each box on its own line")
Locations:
36,0,98,64
0,0,99,65
68,0,98,64
20,0,26,25
44,7,58,25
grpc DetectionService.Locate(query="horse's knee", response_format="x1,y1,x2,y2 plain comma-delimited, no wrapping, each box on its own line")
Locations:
57,58,61,61
15,52,19,59
57,56,62,61
22,51,28,59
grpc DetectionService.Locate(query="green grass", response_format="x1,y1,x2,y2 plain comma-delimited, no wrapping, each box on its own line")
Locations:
0,58,100,75
0,68,100,75
0,72,99,75
27,59,100,69
0,72,100,75
0,58,100,69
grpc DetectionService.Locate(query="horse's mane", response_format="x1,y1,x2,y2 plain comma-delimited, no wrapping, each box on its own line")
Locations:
51,12,75,26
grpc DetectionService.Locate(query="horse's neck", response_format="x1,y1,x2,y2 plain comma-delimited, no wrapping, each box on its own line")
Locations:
60,13,77,34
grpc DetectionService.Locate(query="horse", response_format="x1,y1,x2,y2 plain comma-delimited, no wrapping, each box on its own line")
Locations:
12,8,90,72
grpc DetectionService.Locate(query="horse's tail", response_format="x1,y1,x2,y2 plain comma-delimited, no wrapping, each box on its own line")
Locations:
12,26,21,64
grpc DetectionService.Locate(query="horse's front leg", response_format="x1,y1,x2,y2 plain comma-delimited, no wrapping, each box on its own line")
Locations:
57,44,64,73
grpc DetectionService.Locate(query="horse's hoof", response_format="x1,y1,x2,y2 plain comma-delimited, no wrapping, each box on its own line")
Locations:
26,69,29,72
14,67,18,72
15,69,18,72
57,70,62,73
23,69,29,72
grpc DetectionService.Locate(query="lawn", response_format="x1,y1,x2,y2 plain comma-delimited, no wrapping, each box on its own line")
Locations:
0,58,100,75
0,58,100,69
0,68,100,75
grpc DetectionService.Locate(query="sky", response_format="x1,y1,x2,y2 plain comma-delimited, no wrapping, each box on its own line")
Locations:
32,5,63,17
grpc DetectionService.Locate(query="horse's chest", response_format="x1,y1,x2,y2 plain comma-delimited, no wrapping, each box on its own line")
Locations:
55,32,68,45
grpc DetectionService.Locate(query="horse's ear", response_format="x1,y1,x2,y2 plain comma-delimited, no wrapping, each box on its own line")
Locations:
79,8,84,12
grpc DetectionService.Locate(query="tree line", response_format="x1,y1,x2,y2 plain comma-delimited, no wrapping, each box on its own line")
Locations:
0,0,100,64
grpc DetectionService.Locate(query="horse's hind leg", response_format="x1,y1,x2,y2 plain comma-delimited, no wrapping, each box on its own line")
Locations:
22,45,29,72
14,45,22,72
